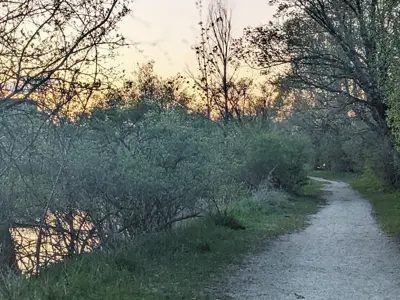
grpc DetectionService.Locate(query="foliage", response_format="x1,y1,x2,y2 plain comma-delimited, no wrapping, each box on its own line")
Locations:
244,0,400,186
211,212,246,230
106,61,193,110
0,93,310,275
0,0,326,282
0,180,323,300
239,130,308,192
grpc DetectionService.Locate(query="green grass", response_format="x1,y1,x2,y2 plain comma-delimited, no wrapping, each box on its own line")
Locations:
351,174,400,237
3,181,324,300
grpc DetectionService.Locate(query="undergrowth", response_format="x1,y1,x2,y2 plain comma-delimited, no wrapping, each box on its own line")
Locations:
1,180,324,300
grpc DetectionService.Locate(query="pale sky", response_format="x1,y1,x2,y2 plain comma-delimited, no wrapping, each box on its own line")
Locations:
116,0,276,77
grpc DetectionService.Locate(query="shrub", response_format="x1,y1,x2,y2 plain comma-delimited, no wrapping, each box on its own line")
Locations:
240,132,307,193
211,212,246,230
0,100,309,274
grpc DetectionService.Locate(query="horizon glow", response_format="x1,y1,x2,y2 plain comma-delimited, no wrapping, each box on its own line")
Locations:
114,0,276,78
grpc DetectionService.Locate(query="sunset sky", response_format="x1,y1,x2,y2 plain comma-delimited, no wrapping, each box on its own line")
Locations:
116,0,277,77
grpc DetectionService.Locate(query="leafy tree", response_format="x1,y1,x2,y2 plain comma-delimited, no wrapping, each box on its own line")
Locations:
106,61,193,110
0,0,133,274
244,0,400,185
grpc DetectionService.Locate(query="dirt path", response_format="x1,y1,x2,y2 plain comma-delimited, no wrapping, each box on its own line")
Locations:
217,178,400,299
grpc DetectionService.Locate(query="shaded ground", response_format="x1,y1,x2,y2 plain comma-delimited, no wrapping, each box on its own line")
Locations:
217,178,400,300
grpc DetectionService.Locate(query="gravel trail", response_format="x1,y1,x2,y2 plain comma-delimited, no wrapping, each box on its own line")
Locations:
219,178,400,300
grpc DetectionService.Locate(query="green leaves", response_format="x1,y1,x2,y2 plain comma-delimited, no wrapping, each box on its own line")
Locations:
0,99,310,274
240,131,307,192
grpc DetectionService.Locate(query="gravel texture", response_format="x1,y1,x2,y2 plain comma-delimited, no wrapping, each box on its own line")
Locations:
218,178,400,300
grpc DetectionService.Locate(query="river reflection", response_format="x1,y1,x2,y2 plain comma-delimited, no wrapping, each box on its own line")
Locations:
11,211,99,274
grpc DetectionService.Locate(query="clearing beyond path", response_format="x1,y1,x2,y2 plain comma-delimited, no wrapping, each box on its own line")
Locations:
218,178,400,300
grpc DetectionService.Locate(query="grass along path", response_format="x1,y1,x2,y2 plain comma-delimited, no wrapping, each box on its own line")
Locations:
351,175,400,238
3,180,324,300
309,170,400,238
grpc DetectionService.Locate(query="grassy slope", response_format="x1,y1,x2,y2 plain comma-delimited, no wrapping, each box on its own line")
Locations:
4,180,324,300
351,175,400,237
309,170,400,238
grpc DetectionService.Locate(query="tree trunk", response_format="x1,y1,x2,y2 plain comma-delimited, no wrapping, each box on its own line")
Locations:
0,222,19,274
